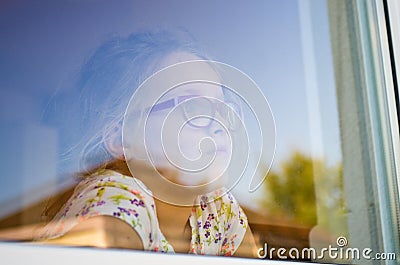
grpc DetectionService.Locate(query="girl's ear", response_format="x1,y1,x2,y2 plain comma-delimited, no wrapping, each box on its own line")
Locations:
103,124,124,160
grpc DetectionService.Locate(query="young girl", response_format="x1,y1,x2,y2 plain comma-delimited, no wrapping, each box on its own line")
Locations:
36,29,257,257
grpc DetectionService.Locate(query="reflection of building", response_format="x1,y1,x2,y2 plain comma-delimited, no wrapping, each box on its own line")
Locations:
0,183,313,261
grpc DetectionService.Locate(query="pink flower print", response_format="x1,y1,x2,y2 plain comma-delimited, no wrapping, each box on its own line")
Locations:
129,189,140,195
224,251,232,256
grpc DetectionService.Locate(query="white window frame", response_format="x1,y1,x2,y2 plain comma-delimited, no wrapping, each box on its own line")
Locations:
1,1,399,264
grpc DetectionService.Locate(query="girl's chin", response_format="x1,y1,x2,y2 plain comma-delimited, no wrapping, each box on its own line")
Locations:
171,169,228,187
154,159,229,186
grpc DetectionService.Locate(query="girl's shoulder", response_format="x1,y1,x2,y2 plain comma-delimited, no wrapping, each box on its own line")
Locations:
37,169,169,251
76,169,153,198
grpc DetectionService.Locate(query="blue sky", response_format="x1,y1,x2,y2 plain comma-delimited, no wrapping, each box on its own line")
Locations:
0,0,341,211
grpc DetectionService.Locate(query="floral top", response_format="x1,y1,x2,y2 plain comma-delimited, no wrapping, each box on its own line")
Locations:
38,169,248,256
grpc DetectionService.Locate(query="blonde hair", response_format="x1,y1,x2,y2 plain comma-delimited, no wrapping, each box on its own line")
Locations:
51,29,208,176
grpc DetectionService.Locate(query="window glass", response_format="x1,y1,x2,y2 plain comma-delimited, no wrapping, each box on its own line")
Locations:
0,0,397,264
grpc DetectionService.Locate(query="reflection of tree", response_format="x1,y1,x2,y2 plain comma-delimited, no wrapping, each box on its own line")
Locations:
260,151,346,235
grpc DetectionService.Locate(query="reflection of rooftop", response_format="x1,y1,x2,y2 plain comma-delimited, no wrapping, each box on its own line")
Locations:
0,183,314,261
243,208,314,261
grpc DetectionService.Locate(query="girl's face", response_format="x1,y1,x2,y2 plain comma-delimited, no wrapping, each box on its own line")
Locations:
143,52,234,187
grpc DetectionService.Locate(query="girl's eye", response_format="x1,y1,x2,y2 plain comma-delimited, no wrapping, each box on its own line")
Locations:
182,98,214,128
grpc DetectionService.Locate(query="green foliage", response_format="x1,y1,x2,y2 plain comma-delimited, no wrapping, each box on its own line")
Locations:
260,151,346,234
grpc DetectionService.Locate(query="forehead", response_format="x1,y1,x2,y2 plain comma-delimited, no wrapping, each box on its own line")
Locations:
165,82,224,100
159,51,224,100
